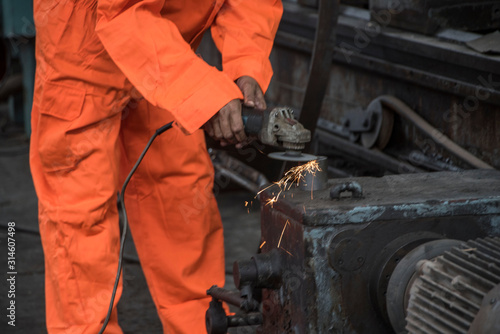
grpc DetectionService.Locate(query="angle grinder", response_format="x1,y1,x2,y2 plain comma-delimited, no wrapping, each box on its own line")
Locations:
242,106,315,162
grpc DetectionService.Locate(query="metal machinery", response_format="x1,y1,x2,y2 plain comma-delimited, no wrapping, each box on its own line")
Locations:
202,0,500,333
207,170,500,333
268,0,500,173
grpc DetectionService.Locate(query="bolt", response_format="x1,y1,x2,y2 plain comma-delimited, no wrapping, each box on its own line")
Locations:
357,257,364,263
338,259,344,265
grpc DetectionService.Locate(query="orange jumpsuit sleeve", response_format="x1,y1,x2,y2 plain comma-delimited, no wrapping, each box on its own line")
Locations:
95,0,244,134
211,0,283,94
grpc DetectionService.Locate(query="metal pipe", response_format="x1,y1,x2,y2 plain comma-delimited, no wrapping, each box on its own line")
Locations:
376,95,494,170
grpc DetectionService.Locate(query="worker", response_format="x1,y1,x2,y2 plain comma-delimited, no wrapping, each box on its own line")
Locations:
29,0,282,333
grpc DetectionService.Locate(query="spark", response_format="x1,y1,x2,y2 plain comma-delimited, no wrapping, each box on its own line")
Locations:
303,205,306,213
311,177,314,200
462,248,477,252
265,197,278,207
277,220,289,248
260,241,267,249
257,160,321,205
244,201,248,206
280,247,293,257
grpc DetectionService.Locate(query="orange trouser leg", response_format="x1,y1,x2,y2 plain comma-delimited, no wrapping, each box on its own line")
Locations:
30,80,129,334
119,99,226,334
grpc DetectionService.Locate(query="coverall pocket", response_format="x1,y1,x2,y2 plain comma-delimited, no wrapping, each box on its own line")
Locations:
36,81,85,172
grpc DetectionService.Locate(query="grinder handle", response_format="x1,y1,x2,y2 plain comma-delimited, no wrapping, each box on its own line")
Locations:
241,107,264,136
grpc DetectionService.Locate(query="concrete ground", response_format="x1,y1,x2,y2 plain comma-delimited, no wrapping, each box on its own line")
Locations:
0,123,261,334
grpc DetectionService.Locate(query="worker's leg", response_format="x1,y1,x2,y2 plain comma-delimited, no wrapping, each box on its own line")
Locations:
119,99,226,333
30,80,130,334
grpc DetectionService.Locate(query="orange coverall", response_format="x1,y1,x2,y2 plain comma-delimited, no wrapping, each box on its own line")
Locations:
29,0,282,333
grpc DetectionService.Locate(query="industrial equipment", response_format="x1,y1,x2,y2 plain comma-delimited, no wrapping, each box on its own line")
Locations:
206,169,500,333
242,106,313,161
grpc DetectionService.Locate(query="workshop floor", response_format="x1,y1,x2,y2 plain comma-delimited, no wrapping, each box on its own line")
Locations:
0,124,261,334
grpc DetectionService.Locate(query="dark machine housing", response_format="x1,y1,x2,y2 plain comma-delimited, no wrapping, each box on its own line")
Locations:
208,170,500,333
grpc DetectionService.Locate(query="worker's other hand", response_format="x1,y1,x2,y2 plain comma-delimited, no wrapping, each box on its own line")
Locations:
205,99,247,148
236,76,267,110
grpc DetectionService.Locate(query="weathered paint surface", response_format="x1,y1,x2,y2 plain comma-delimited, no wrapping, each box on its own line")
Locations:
257,170,500,333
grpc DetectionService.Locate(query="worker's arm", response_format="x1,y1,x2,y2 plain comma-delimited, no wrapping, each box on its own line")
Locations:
95,0,244,135
211,0,283,99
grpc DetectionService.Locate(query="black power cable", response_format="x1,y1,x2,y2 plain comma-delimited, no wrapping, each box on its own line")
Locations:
98,121,173,334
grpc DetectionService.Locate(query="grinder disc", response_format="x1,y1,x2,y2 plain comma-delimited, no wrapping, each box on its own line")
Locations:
268,151,318,162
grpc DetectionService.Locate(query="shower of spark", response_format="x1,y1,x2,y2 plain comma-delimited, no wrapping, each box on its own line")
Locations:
258,160,321,206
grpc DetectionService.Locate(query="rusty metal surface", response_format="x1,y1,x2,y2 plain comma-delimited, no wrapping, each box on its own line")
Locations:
256,170,500,333
258,208,312,333
263,170,500,228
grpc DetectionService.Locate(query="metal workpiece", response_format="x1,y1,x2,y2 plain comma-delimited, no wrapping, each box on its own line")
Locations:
261,170,500,227
250,170,500,333
299,156,328,191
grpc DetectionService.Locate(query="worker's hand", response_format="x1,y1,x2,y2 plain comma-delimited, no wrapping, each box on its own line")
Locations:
236,76,267,110
205,99,247,147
